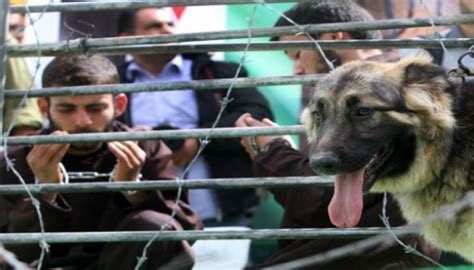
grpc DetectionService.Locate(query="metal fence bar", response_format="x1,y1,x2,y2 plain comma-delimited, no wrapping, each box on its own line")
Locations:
0,1,8,136
0,228,417,243
4,74,321,98
5,14,474,50
0,177,333,195
10,0,296,13
0,125,306,145
8,39,474,57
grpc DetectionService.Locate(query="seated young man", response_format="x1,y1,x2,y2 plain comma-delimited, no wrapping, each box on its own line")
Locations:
0,55,202,270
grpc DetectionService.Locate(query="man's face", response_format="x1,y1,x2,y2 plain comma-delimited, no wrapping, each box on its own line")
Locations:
280,35,341,75
43,94,117,155
9,13,27,44
133,8,176,36
128,8,177,67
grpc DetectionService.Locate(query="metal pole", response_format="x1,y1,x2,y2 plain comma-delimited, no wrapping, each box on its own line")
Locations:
4,14,474,53
0,125,306,145
0,176,334,195
10,0,297,13
0,228,417,243
8,38,474,57
4,74,322,98
0,0,8,137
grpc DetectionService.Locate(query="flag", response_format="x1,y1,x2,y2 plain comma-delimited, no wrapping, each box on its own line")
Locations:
174,4,301,128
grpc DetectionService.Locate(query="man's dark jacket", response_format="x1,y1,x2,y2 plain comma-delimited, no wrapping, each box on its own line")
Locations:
117,53,274,219
0,122,201,268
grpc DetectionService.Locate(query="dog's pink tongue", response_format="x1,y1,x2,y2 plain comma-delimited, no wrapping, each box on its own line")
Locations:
328,170,365,227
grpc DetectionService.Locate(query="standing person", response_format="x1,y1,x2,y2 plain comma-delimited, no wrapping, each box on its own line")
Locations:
0,55,201,270
116,8,273,227
8,0,28,44
3,34,44,136
236,1,443,269
4,0,44,137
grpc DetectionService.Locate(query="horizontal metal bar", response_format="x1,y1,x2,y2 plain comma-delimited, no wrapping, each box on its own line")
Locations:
10,0,296,13
0,177,333,195
6,14,474,50
9,39,474,57
0,125,306,145
4,74,321,98
0,228,417,243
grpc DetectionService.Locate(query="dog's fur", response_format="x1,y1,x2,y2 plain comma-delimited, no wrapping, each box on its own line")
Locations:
304,52,474,262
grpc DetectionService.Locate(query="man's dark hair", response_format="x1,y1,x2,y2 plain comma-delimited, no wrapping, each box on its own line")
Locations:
117,10,136,34
271,0,382,41
42,55,119,87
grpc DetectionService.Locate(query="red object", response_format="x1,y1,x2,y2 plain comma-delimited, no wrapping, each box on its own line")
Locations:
172,7,186,19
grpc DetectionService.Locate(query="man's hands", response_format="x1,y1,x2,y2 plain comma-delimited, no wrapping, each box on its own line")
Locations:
235,113,295,159
107,141,148,205
107,141,146,182
26,130,70,202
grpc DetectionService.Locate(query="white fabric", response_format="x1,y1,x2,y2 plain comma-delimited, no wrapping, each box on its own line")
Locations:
192,227,251,270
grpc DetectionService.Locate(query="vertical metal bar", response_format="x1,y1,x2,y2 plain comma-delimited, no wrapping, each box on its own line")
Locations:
0,0,9,136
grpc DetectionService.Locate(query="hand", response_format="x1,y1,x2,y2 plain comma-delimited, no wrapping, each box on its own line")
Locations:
172,138,199,166
26,130,70,202
26,130,70,184
235,113,295,159
108,141,146,182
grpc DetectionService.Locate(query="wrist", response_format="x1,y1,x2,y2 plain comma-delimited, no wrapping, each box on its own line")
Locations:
34,163,68,185
253,138,291,156
112,173,142,196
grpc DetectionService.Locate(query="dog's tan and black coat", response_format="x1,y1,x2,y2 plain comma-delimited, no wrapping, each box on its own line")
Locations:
305,53,474,262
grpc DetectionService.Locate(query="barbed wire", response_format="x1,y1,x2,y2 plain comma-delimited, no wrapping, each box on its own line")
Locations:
258,0,335,71
270,191,474,269
420,0,448,53
270,1,472,267
380,193,447,269
134,3,259,269
0,244,28,270
1,1,473,269
372,1,458,267
1,1,54,269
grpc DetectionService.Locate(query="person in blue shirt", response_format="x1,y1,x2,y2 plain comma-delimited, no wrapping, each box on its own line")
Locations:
116,7,273,227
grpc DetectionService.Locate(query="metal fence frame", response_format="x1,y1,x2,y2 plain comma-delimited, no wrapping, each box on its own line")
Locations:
0,1,471,267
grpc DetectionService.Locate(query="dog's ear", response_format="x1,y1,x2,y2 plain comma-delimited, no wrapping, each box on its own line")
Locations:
403,62,447,86
393,52,455,140
394,51,448,87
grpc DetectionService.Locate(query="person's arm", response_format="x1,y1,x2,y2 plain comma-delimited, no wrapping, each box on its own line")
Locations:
199,63,274,153
236,114,334,228
113,140,202,231
0,142,73,235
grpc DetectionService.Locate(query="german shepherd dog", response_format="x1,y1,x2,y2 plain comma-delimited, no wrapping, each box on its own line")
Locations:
304,53,474,262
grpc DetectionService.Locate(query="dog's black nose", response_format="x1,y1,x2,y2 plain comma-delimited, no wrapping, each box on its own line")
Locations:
310,151,340,175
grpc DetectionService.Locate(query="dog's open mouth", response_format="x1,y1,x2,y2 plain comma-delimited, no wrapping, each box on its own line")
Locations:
363,144,395,192
328,144,394,228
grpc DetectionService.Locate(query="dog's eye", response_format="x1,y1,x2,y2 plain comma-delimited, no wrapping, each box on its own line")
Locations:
355,107,373,117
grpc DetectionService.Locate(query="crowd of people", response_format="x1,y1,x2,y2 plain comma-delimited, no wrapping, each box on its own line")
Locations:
1,0,473,269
